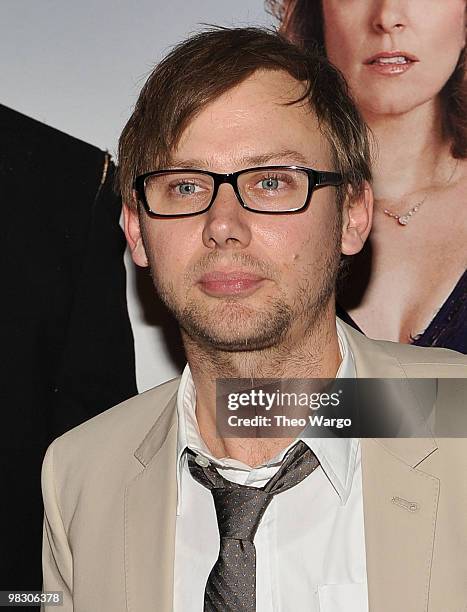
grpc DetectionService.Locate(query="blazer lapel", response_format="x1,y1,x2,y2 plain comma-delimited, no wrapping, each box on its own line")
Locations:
344,323,440,611
361,438,439,612
124,392,179,612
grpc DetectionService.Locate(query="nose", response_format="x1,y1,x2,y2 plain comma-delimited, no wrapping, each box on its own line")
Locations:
371,0,407,34
201,183,252,250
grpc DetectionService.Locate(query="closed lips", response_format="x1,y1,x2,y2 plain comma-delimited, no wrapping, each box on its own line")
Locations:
199,271,265,283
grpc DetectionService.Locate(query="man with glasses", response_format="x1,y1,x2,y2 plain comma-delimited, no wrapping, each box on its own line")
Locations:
42,28,467,612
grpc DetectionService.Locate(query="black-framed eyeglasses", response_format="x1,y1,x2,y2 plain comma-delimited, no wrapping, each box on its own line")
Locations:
133,165,343,218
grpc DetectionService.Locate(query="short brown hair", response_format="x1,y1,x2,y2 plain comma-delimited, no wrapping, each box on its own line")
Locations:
267,0,467,159
118,27,371,208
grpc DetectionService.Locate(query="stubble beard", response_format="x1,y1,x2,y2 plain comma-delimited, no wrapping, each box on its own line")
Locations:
147,241,341,355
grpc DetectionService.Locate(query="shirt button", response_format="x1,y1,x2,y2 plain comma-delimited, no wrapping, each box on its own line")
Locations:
195,454,210,467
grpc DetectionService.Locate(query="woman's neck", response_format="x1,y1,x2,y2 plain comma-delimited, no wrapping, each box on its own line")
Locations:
363,98,453,202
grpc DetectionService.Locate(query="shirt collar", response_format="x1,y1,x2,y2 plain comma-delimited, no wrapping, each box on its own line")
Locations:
176,318,358,512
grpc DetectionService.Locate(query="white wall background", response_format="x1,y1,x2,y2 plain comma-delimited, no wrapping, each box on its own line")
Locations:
1,0,274,391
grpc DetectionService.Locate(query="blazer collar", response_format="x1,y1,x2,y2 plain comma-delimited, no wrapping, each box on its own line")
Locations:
134,322,439,469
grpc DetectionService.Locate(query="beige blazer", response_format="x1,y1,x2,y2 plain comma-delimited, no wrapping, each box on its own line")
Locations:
41,323,467,612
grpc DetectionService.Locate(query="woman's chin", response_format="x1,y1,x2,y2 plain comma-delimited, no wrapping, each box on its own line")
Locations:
356,91,435,121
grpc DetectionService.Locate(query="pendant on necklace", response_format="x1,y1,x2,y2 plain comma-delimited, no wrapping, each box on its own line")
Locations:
398,214,410,225
383,200,423,226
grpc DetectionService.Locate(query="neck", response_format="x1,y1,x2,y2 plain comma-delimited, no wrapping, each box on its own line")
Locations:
364,98,454,202
183,304,341,466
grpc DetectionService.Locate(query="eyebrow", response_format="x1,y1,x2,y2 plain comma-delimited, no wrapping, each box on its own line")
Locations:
168,149,315,169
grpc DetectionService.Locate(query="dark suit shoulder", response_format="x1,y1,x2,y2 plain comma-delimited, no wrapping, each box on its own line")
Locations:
0,103,105,162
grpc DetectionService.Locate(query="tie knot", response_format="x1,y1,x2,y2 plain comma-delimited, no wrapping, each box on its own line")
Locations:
212,487,272,541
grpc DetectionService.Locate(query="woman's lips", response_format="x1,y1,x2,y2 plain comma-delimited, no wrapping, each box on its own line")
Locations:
363,51,419,75
197,271,266,296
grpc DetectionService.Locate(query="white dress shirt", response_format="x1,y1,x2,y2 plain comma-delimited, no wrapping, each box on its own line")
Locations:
173,319,369,611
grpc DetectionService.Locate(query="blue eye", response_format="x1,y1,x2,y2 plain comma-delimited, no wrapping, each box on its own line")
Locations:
261,177,279,190
178,183,196,195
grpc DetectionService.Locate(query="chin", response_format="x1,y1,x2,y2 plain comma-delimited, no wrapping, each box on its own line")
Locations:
179,298,293,352
192,331,283,353
355,84,439,119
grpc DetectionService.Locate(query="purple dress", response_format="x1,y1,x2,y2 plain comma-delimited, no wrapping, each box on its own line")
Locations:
337,269,467,354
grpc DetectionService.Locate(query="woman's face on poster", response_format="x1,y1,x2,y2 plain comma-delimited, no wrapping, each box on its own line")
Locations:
321,0,466,117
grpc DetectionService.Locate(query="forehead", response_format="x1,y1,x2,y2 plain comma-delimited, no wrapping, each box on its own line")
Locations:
173,69,332,170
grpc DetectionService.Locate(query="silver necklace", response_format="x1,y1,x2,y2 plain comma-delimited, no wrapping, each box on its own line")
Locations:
382,158,459,227
383,194,428,226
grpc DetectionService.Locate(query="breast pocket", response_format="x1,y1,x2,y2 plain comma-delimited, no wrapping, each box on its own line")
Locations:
318,583,368,611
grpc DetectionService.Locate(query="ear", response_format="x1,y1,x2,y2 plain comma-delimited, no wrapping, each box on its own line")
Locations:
123,200,149,267
341,181,373,255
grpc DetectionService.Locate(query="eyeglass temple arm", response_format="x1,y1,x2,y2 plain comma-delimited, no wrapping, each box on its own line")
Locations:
314,171,344,187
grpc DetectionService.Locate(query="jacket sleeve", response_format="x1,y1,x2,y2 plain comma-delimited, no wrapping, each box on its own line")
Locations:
41,442,73,611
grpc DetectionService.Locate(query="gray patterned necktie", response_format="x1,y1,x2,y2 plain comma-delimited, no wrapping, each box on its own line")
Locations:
187,440,320,611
